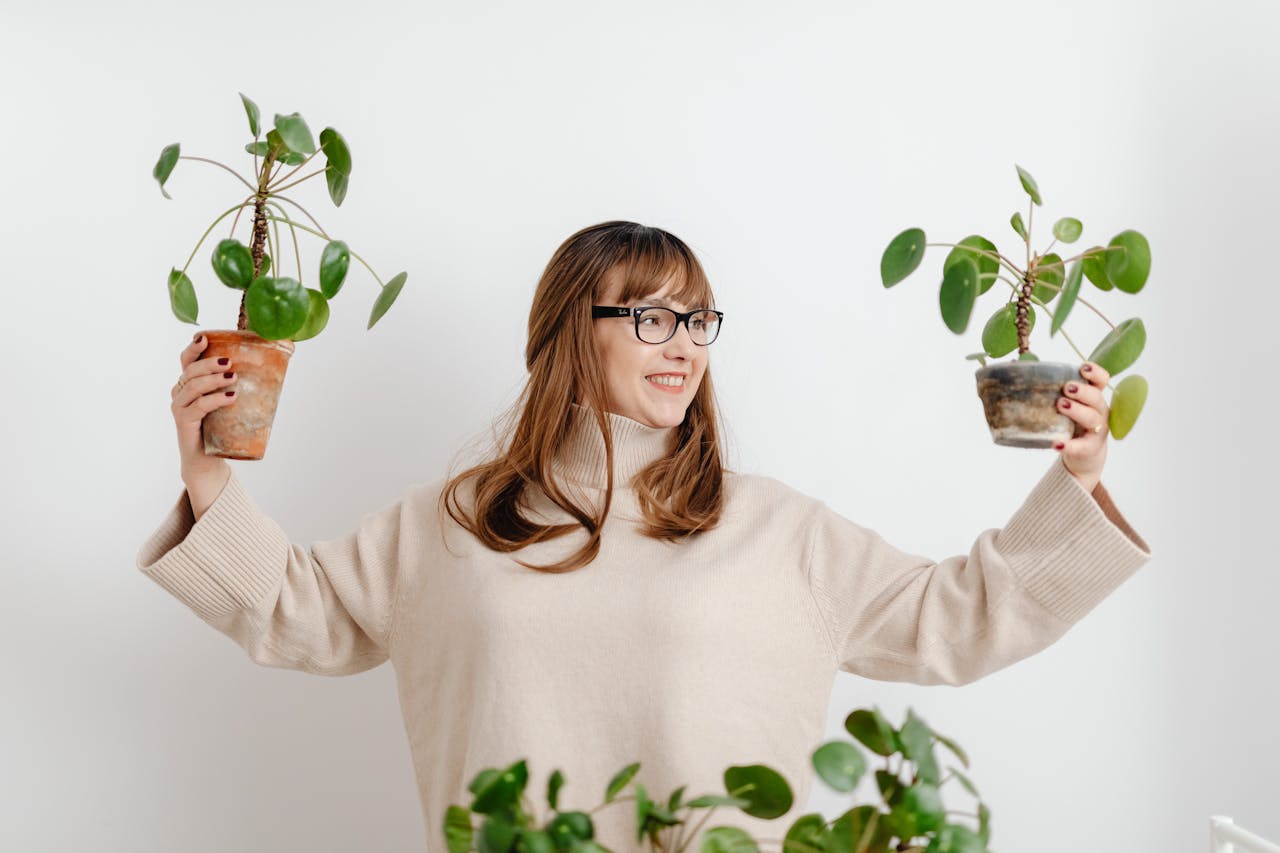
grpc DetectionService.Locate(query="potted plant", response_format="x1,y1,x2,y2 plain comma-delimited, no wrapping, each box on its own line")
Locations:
442,705,993,853
878,165,1149,448
152,92,408,460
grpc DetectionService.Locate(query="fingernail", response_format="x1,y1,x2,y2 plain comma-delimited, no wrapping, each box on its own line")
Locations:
1066,383,1078,393
225,391,236,396
217,357,229,366
1061,399,1072,408
1082,364,1093,372
1054,442,1065,450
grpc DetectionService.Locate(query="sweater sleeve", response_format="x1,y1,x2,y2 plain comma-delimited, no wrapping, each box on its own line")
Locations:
135,466,410,677
805,456,1153,686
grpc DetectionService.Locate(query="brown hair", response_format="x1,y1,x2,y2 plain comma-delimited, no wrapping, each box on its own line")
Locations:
437,220,728,573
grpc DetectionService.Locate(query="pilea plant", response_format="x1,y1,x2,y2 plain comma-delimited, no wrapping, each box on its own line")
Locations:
152,92,407,340
442,705,992,853
879,164,1149,440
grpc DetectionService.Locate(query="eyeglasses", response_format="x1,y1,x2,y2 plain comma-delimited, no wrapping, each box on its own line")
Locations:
591,305,724,345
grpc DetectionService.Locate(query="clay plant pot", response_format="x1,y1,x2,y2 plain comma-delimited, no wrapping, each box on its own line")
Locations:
195,330,295,460
974,361,1077,448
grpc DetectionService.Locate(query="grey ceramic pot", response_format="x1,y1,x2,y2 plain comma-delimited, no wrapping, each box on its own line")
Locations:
974,361,1078,448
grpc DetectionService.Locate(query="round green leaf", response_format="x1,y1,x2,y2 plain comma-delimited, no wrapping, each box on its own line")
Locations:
239,92,261,138
326,166,350,207
1082,247,1114,290
290,288,330,342
258,252,272,277
1015,164,1042,205
166,268,198,323
685,794,752,809
1109,374,1148,439
1050,261,1084,336
547,812,593,846
981,303,1035,358
153,143,180,199
1010,211,1028,242
902,783,945,833
898,710,940,786
469,769,502,796
368,271,407,329
784,813,827,853
567,843,610,853
1087,317,1146,376
547,769,565,812
211,238,255,289
478,815,518,853
1032,252,1064,303
828,805,890,853
246,276,309,341
925,823,985,853
881,228,926,287
266,128,307,165
471,761,529,816
845,708,898,757
876,770,905,809
443,805,474,853
319,239,351,298
1052,217,1083,243
939,257,979,334
1018,350,1039,361
812,740,867,793
515,829,556,853
700,826,758,853
245,141,269,157
605,762,640,803
320,127,352,175
274,111,316,155
944,235,1000,294
723,764,793,820
1105,229,1151,293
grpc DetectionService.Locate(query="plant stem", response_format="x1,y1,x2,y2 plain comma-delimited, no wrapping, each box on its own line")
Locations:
587,795,635,816
1021,279,1117,330
181,202,258,276
177,156,257,193
262,213,386,286
268,193,331,239
263,200,303,284
271,168,326,194
924,243,1025,280
673,807,720,853
1044,237,1058,256
1060,244,1125,265
267,147,322,191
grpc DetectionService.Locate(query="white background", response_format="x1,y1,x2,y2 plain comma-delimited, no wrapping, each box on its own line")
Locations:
3,1,1276,850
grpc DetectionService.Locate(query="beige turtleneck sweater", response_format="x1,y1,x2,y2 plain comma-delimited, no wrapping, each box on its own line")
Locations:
136,402,1152,850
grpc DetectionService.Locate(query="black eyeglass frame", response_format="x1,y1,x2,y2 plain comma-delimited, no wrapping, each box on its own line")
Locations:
590,305,725,346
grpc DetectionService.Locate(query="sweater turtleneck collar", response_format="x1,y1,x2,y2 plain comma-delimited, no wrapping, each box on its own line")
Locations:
551,402,677,489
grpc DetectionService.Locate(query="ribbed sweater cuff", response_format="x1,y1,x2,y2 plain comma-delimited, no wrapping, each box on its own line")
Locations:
997,456,1153,623
135,467,288,622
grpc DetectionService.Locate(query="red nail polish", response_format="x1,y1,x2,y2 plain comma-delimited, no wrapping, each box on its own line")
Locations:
1067,383,1078,393
1061,399,1072,408
1082,364,1093,372
1054,442,1065,450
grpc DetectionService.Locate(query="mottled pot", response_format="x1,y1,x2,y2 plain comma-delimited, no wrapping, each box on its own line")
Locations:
974,360,1077,448
195,330,295,460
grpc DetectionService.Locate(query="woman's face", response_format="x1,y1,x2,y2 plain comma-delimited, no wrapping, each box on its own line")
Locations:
591,275,708,429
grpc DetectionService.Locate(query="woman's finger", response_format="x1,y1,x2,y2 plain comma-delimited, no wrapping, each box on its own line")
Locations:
1080,360,1110,388
1061,378,1108,420
1058,394,1107,435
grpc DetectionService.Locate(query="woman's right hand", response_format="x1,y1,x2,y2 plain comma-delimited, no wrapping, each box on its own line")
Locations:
172,334,238,481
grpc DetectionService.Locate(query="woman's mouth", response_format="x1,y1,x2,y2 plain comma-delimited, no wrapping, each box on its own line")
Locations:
645,374,685,393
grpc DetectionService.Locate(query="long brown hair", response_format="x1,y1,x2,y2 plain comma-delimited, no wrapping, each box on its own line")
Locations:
438,221,728,573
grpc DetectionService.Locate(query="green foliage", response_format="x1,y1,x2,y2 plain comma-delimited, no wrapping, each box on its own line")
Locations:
440,706,991,853
877,162,1151,439
153,93,407,345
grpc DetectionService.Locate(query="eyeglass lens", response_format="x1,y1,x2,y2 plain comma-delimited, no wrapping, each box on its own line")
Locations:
637,308,720,344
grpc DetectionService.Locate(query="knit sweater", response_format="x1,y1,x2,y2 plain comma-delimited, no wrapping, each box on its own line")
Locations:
136,402,1152,851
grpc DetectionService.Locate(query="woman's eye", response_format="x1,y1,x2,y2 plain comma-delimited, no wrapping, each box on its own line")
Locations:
639,316,658,325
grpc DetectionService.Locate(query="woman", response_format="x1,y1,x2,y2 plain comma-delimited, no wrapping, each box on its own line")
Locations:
139,221,1152,851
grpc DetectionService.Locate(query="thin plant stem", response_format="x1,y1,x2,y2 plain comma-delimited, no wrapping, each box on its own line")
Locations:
182,202,259,275
262,213,385,286
263,200,303,283
268,147,322,190
1044,237,1058,256
673,807,721,853
177,156,257,193
587,794,635,816
227,194,257,239
924,243,1024,280
1060,244,1125,265
1021,279,1117,330
271,168,326,194
268,193,331,239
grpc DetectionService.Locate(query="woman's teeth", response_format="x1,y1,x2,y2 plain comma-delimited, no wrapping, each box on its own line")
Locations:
647,375,684,387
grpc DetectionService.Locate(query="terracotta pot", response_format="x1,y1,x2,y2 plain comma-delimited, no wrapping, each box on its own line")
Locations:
974,361,1077,448
195,330,295,460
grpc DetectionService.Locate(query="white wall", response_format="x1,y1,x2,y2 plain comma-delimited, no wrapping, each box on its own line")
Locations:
4,0,1276,850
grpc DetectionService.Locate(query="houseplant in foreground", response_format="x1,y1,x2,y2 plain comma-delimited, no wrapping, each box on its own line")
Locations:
879,164,1150,448
152,92,408,460
443,705,993,853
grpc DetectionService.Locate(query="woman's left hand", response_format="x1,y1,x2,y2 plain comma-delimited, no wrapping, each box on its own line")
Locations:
1055,361,1110,493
